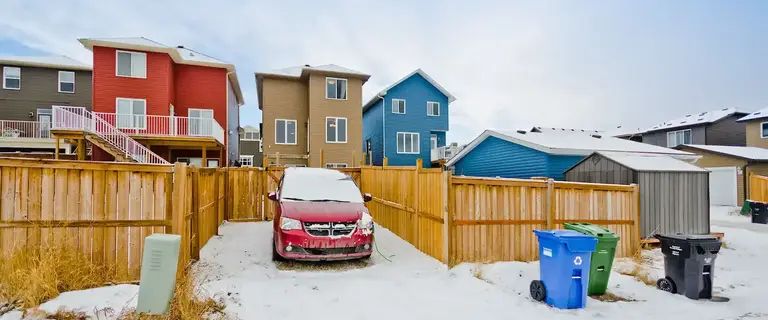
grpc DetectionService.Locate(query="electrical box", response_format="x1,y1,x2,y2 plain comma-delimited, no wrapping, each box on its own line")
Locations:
136,234,181,314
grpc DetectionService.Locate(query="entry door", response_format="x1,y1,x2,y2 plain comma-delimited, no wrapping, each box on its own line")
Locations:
37,110,52,138
189,109,213,136
430,134,438,150
707,167,738,206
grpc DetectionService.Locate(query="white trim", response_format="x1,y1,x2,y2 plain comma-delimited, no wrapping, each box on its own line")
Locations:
396,132,420,154
392,98,406,114
115,50,147,79
325,77,348,100
666,129,692,147
325,116,348,143
115,97,147,129
57,71,75,93
761,122,768,139
427,101,440,116
239,155,254,167
275,119,297,145
2,66,20,90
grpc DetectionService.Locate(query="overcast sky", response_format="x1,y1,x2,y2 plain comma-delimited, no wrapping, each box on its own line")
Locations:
1,1,767,143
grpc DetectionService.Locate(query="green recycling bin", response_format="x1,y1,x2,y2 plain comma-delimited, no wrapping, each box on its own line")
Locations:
563,222,619,295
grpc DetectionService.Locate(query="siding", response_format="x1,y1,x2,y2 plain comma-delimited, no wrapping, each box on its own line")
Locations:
566,154,710,237
642,125,706,147
745,120,768,148
677,146,747,205
362,100,384,165
307,73,363,167
0,64,92,120
226,78,239,164
705,114,747,146
452,136,582,179
259,77,308,163
239,140,263,167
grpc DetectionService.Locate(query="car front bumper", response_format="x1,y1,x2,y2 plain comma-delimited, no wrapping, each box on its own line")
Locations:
275,228,374,261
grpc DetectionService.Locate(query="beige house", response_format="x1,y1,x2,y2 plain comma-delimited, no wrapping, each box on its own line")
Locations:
256,64,370,167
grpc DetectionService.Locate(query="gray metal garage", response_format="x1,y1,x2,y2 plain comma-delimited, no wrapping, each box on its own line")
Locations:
565,151,710,238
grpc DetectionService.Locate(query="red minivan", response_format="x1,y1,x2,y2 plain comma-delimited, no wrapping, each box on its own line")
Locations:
269,167,374,261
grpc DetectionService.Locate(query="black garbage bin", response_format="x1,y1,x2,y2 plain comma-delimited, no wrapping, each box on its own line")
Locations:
655,234,721,300
748,200,768,224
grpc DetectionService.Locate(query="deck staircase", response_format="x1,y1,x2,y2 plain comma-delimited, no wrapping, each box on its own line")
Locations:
52,106,169,164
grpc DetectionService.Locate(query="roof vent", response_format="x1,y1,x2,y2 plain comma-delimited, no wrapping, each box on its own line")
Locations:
516,130,527,134
699,112,707,116
177,45,184,48
722,107,729,111
304,64,311,67
591,134,602,139
685,114,692,117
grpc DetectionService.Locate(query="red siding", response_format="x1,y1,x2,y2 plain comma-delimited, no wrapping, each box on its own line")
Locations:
92,46,174,115
173,65,227,128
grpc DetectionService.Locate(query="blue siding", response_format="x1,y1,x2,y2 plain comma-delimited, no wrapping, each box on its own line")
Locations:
362,100,384,165
452,136,584,180
363,72,450,167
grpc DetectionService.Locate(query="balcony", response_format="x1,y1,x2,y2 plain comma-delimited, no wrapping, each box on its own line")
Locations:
93,113,225,145
0,120,51,139
431,144,463,163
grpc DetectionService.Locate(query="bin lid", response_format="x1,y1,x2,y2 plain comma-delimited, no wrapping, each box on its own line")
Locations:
655,233,718,241
563,222,619,240
534,230,597,253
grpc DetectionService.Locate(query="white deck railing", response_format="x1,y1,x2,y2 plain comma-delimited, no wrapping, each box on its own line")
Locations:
0,120,51,139
52,106,169,164
431,145,462,162
93,113,225,145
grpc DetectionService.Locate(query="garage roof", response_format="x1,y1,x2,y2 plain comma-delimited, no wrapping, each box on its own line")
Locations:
680,144,768,161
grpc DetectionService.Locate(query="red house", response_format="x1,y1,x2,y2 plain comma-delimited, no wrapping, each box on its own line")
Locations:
51,37,244,166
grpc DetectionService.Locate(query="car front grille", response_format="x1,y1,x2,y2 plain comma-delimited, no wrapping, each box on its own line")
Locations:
303,222,356,237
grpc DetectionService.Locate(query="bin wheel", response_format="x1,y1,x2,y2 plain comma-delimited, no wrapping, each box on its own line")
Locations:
657,277,676,294
530,280,546,302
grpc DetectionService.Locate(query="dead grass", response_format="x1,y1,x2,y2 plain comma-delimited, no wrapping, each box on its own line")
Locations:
117,270,227,320
616,247,658,286
591,292,638,302
0,243,113,310
275,258,370,272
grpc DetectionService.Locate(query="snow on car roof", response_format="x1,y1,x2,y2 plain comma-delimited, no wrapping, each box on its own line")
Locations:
281,167,363,203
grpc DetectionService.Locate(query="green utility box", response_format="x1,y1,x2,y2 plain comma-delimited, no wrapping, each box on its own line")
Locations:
563,223,619,295
136,234,181,315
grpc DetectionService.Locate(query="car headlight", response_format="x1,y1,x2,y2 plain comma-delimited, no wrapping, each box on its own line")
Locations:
357,212,374,231
280,217,302,230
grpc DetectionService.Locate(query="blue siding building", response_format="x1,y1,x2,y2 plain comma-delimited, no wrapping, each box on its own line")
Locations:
447,128,694,180
362,69,455,167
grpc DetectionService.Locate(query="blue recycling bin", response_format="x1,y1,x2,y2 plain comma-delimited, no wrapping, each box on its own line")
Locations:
530,230,598,309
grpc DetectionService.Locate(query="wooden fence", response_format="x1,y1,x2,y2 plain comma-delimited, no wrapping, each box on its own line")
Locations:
360,165,641,265
0,158,225,281
748,173,768,202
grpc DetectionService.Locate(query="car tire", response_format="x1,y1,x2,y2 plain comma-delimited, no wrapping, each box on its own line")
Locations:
272,239,284,262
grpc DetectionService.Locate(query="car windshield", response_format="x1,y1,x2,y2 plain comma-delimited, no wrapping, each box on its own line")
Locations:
280,168,364,203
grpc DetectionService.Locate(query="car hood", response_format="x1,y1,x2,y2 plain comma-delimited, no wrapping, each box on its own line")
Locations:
280,201,367,222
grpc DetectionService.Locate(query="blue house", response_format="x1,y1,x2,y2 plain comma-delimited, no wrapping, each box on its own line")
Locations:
362,69,456,167
446,128,695,180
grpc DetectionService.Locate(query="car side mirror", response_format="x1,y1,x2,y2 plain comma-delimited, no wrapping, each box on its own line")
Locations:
268,192,278,201
363,193,373,202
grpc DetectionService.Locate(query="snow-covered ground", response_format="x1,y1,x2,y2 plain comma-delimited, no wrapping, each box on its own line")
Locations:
4,206,767,319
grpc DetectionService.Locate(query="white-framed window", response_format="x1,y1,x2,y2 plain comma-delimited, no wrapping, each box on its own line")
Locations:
275,119,297,145
397,132,420,154
239,155,254,167
240,128,260,141
325,163,348,168
325,77,347,100
325,117,347,143
761,122,768,139
430,134,438,149
666,129,692,147
116,98,146,129
427,101,440,116
392,99,406,114
176,157,219,168
189,108,214,136
3,66,20,90
116,50,147,78
58,71,75,93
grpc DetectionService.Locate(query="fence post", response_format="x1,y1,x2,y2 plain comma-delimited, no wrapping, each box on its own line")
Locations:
170,162,188,277
631,183,641,252
382,157,388,167
442,170,452,265
190,167,201,260
546,178,555,229
413,159,422,245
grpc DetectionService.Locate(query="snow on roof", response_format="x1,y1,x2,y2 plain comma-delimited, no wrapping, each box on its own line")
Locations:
446,128,693,167
281,167,363,203
256,64,370,79
594,151,707,172
680,144,768,161
0,55,91,71
79,37,243,104
604,125,646,138
530,127,602,134
737,106,768,122
646,107,747,132
362,69,456,111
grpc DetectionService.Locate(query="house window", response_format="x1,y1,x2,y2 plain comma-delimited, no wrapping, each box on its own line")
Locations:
397,132,420,154
325,163,348,168
116,50,147,78
325,117,347,143
666,129,692,147
177,157,218,168
325,77,347,100
58,71,75,93
392,99,406,114
761,122,768,138
430,134,438,149
189,108,214,136
427,101,440,116
3,66,20,90
239,155,254,167
240,129,260,141
116,98,146,129
275,119,297,145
